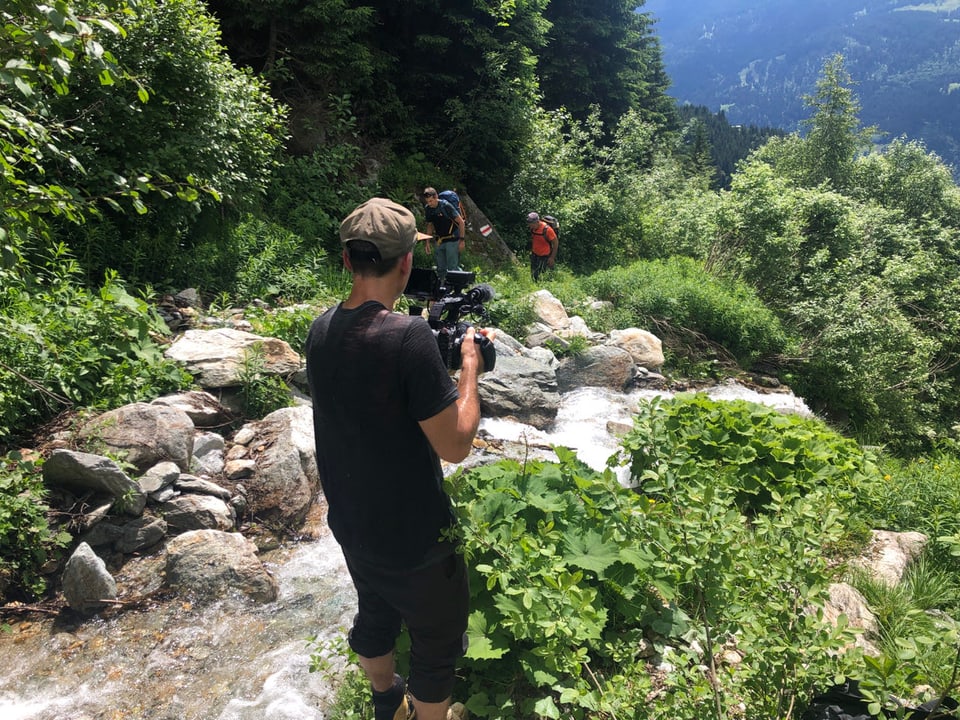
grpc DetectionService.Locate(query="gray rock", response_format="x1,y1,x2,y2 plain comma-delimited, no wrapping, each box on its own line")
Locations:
174,475,232,501
191,431,225,476
43,450,146,516
164,530,278,603
478,343,559,429
78,403,195,472
115,515,167,554
62,542,117,614
151,390,230,427
524,321,568,351
83,515,167,554
150,486,178,503
138,461,181,494
232,426,257,446
193,431,225,456
79,521,124,549
241,406,319,526
163,328,302,388
159,494,234,533
174,288,200,308
556,345,636,393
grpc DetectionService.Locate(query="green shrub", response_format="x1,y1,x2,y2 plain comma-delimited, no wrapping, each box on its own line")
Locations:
618,394,878,514
583,256,788,366
237,344,295,419
437,444,857,719
230,218,333,304
246,304,327,354
0,454,71,599
0,248,192,443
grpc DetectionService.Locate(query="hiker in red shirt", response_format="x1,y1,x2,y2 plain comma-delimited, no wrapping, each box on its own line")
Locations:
526,212,558,281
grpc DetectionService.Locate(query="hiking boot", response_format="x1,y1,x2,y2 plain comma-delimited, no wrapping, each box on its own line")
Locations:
393,693,415,720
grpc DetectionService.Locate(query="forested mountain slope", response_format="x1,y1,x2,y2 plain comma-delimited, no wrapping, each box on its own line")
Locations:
645,0,960,175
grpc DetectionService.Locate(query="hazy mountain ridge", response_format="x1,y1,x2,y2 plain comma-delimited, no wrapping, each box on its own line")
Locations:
645,0,960,173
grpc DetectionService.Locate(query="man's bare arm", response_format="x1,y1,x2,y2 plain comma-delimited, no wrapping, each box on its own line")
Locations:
419,327,491,463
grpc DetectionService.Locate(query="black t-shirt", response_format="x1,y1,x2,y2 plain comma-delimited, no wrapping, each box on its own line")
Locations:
304,301,459,568
424,199,461,239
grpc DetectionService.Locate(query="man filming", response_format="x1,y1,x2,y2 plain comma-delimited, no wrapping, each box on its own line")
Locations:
305,197,493,720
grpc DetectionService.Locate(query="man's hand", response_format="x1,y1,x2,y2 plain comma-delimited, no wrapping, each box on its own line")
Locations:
420,325,496,463
459,326,496,373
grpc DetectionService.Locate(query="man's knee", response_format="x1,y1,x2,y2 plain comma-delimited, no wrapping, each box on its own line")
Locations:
348,612,402,659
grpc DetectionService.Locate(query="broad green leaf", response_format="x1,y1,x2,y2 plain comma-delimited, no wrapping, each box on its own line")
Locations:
533,696,560,719
562,528,620,574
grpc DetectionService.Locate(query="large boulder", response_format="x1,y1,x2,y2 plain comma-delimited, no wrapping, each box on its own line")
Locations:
478,336,560,430
607,328,665,371
821,582,880,656
531,289,571,330
852,530,928,587
235,405,319,528
556,345,636,392
163,328,302,388
78,403,194,472
164,530,278,603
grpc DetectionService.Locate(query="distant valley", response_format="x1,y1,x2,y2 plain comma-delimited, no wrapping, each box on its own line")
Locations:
644,0,960,175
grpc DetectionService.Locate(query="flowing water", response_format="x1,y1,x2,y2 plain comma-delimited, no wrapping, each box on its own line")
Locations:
0,383,809,719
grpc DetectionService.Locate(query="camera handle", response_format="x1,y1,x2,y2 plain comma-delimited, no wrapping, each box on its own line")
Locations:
475,333,496,373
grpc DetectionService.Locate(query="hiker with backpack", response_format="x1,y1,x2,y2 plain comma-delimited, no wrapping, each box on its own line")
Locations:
423,187,466,285
526,211,559,281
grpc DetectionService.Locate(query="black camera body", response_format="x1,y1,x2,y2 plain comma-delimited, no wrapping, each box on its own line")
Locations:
404,269,496,372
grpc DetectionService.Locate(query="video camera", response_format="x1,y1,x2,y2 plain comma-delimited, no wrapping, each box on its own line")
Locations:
403,268,496,372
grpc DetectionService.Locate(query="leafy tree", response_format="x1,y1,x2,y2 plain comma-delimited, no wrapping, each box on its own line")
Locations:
206,0,379,152
852,138,960,227
1,0,142,251
799,53,875,192
210,0,544,203
675,105,786,189
44,0,287,285
715,124,960,449
508,106,607,262
538,0,674,133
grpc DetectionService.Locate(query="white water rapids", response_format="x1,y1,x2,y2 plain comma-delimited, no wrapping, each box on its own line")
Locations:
0,384,809,719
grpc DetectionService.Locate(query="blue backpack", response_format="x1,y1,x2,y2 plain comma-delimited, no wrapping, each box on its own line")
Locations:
438,189,466,221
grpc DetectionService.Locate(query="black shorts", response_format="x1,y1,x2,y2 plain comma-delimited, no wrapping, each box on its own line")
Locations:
342,549,470,703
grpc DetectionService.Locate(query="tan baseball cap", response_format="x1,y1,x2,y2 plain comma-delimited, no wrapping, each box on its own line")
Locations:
339,197,432,260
